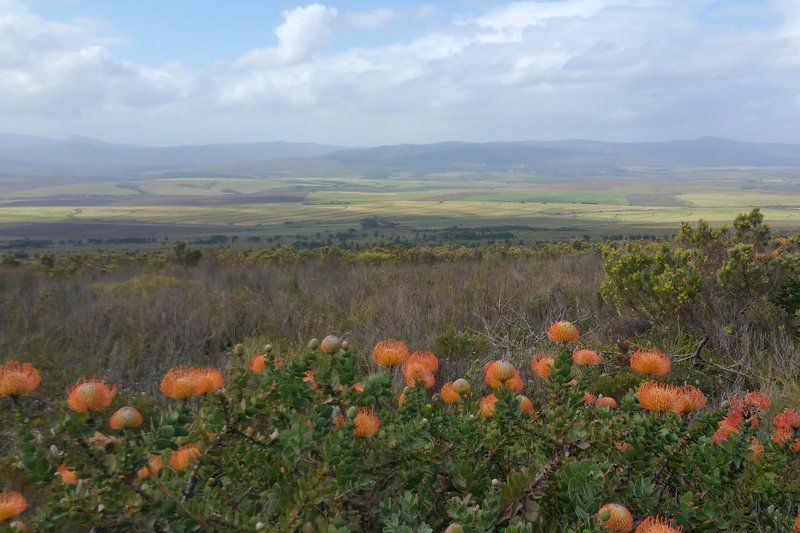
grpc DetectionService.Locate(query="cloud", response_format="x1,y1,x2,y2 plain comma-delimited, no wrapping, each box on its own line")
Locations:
2,0,800,145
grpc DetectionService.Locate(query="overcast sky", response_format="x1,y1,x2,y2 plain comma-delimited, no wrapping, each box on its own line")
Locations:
2,0,799,146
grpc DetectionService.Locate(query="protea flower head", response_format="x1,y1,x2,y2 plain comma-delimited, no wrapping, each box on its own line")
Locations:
160,367,200,399
0,361,41,397
66,378,117,412
169,445,200,470
353,409,380,437
773,408,800,429
403,362,436,389
749,437,765,461
319,335,343,354
137,455,164,479
629,349,671,376
479,394,498,418
635,516,683,532
681,386,707,412
505,371,524,392
530,356,555,380
371,339,409,367
517,395,535,415
794,515,800,533
440,382,461,404
636,381,683,413
615,441,632,452
597,503,634,532
452,378,471,395
57,464,78,485
772,427,793,444
109,406,143,430
405,351,439,373
596,396,618,410
583,392,597,405
0,492,27,523
303,370,319,390
193,368,223,394
547,321,579,344
249,355,267,374
732,391,771,414
573,349,602,366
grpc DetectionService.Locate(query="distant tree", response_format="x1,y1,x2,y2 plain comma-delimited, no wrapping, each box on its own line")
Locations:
174,241,202,266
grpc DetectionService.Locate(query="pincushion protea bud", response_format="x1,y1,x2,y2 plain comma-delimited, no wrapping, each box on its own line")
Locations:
484,361,519,389
479,394,498,418
452,378,471,395
440,382,461,404
530,356,555,380
160,367,200,399
57,464,78,485
596,396,618,410
573,349,602,366
630,349,671,376
371,339,409,367
109,406,143,430
0,492,27,522
0,361,41,397
517,395,535,415
66,378,117,412
635,516,683,532
249,355,267,373
406,351,439,373
320,335,343,354
403,362,436,388
597,503,634,532
444,523,464,533
170,445,200,470
547,321,579,344
353,409,380,437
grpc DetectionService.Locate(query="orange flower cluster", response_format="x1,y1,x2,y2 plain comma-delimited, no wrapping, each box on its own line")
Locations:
637,381,706,415
0,492,27,523
517,395,535,415
0,361,41,397
712,410,743,444
731,391,771,415
596,396,618,410
137,456,164,479
629,349,671,376
635,516,682,532
249,354,267,373
583,392,596,405
371,339,409,367
353,409,380,437
170,445,200,470
406,351,439,373
160,367,223,399
57,464,78,485
597,503,633,532
530,355,555,380
712,391,774,444
794,515,800,533
484,361,523,391
547,321,579,343
109,406,143,430
749,437,765,461
772,408,800,447
440,383,460,404
66,379,117,412
572,349,602,366
479,394,498,418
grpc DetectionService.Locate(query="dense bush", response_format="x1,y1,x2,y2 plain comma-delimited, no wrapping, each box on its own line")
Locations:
2,323,799,531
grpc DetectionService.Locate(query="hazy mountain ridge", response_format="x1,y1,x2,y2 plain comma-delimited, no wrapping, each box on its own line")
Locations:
1,135,800,181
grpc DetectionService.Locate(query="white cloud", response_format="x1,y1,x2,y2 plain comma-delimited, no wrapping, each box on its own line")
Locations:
344,7,394,29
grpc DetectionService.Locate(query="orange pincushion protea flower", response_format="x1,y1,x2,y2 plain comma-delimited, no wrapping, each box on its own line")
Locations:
0,492,27,522
615,441,632,452
137,456,164,479
193,368,223,394
452,378,471,395
573,349,602,366
403,362,436,389
66,378,117,412
170,445,200,471
630,349,671,376
517,395,535,415
597,503,634,532
749,437,765,461
109,406,143,430
0,361,41,397
681,386,707,412
405,351,439,373
636,381,683,413
505,371,524,392
583,392,597,405
772,427,793,444
773,408,800,429
371,339,409,367
440,382,461,404
735,391,771,412
484,361,519,390
353,409,380,437
57,464,78,485
303,370,319,390
635,516,682,532
596,396,618,410
794,516,800,533
160,367,200,399
530,356,555,380
547,321,579,343
479,394,498,418
249,355,267,373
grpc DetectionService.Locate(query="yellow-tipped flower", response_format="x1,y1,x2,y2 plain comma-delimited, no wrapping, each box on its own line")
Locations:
630,349,671,376
517,395,535,415
484,361,520,390
597,503,634,532
635,516,683,532
547,321,579,344
371,339,409,367
573,349,602,366
66,378,117,412
353,409,380,437
440,382,461,404
0,492,27,523
109,406,143,430
0,361,41,397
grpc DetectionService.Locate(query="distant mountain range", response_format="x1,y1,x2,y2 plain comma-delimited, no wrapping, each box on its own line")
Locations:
2,134,800,181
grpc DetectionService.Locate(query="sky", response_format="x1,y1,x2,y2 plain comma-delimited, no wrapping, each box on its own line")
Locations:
1,0,799,146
